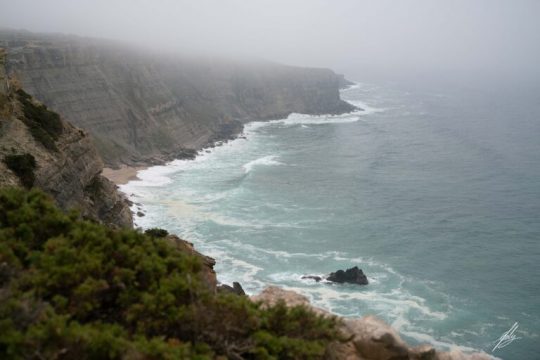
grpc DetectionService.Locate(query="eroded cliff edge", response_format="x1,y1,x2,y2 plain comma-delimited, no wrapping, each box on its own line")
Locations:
0,30,355,167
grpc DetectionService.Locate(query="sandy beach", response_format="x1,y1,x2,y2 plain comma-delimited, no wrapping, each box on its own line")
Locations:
102,166,147,185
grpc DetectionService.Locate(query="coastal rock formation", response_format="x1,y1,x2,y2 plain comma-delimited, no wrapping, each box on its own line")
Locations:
252,287,491,360
328,266,369,285
302,266,369,285
0,30,356,167
0,61,132,227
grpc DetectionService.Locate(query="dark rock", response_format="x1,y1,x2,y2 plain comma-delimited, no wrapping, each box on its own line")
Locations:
327,266,368,285
301,275,323,282
232,282,246,295
217,281,246,296
136,211,145,217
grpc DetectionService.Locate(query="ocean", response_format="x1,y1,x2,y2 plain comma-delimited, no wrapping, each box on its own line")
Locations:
121,78,540,359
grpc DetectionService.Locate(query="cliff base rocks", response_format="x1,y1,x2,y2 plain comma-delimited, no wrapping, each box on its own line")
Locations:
252,287,491,360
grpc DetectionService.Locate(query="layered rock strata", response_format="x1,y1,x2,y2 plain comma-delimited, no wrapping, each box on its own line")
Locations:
0,30,355,167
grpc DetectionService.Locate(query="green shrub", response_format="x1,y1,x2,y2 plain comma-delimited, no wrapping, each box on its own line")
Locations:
16,89,63,151
3,153,36,188
144,228,169,238
0,187,341,359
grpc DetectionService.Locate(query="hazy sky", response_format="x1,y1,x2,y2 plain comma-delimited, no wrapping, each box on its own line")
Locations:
1,0,539,80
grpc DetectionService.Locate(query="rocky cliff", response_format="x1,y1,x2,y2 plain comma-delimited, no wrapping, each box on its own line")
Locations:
0,56,132,227
0,30,355,167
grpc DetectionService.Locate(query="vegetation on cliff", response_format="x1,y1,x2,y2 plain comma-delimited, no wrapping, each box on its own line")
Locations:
0,187,341,359
16,89,63,151
2,153,36,188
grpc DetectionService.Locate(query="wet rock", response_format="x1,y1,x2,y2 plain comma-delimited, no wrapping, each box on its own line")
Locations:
136,211,145,217
327,266,368,285
301,275,323,282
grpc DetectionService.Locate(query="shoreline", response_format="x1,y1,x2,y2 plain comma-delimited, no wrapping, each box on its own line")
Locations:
102,85,362,187
102,165,147,185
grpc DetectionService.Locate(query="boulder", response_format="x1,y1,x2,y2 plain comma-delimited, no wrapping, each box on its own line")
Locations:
327,266,368,285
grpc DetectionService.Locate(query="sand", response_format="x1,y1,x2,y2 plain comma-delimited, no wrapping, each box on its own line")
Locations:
102,166,146,185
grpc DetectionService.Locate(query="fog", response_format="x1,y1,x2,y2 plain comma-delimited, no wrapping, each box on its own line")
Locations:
1,0,540,82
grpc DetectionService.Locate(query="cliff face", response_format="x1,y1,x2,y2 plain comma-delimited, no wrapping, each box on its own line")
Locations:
0,30,354,166
0,61,132,227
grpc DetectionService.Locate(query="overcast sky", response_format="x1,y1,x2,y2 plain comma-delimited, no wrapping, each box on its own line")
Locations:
1,0,539,81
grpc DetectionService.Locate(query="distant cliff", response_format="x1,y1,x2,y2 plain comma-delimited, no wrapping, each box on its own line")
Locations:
0,30,355,167
0,54,132,227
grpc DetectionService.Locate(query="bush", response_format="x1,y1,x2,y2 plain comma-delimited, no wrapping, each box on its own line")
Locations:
144,228,169,238
16,89,63,151
3,153,36,188
0,188,341,359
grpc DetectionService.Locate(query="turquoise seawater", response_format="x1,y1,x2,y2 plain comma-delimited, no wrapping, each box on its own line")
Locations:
122,80,540,359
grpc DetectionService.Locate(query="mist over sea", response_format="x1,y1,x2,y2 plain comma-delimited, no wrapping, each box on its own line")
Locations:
122,78,540,359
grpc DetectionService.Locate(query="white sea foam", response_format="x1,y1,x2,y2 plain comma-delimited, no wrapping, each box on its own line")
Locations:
207,240,451,325
399,329,487,355
241,98,383,131
341,83,361,91
121,82,381,193
242,155,283,173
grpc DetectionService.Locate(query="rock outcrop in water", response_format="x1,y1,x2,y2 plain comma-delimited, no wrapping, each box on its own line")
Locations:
328,266,369,285
302,266,369,285
0,53,132,227
0,30,356,167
